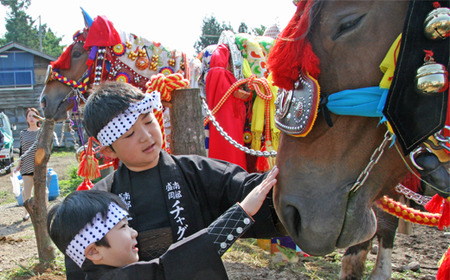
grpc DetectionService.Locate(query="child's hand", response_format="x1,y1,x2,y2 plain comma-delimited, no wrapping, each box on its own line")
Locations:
240,166,279,217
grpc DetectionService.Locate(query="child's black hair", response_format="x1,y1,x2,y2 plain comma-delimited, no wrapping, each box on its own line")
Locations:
83,81,145,139
47,190,128,254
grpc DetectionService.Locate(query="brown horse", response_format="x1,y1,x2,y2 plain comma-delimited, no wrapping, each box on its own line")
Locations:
270,0,448,279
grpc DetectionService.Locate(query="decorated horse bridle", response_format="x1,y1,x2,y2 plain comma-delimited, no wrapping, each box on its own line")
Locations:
44,64,90,105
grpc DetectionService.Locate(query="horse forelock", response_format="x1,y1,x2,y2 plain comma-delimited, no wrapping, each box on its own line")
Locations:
50,29,88,70
268,0,322,90
50,44,74,70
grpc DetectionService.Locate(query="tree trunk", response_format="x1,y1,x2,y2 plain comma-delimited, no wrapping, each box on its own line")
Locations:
169,88,206,156
24,119,56,263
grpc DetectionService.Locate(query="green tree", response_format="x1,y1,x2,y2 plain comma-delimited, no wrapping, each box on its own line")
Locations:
194,15,234,54
252,25,267,36
40,25,63,57
0,0,63,56
238,22,249,34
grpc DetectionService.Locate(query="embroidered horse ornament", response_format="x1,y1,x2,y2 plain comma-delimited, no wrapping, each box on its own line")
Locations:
41,9,191,188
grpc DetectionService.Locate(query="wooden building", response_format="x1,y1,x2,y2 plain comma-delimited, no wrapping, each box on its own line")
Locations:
0,42,76,149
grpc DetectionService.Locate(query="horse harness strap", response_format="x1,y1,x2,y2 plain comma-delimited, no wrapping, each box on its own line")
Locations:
45,65,90,104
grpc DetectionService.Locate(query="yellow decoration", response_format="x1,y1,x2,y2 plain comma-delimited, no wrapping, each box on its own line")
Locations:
128,51,137,61
379,34,402,89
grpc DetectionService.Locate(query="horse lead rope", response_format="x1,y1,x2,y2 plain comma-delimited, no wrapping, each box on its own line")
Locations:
349,130,395,193
201,99,277,158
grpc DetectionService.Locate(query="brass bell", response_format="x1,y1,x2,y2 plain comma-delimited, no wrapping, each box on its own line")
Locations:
415,59,449,95
76,145,88,162
424,6,450,40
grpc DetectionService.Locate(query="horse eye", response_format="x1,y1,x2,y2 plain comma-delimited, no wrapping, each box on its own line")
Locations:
334,15,365,40
72,51,82,58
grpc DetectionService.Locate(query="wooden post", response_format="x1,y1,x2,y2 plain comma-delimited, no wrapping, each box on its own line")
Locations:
26,119,56,263
169,88,206,156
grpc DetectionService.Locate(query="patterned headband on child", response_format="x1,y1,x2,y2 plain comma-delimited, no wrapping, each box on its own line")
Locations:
97,91,163,146
65,202,128,268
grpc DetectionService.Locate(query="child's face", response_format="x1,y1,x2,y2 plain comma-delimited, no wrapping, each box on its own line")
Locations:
109,112,162,171
96,218,139,267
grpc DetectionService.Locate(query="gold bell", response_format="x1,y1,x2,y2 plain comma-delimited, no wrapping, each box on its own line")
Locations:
76,145,86,162
415,55,449,95
424,5,450,40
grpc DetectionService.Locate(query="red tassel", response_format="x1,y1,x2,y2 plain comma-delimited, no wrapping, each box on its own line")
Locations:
438,198,450,230
437,246,450,280
256,145,270,172
425,194,444,213
267,0,320,90
76,179,94,191
426,195,450,230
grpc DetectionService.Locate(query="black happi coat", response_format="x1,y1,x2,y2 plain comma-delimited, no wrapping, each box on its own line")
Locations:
84,203,253,280
95,151,281,248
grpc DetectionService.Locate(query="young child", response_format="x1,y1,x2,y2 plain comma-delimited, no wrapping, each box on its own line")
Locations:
48,167,277,280
65,81,285,278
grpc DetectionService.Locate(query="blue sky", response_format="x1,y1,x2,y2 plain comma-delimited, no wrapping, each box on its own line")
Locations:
0,0,296,56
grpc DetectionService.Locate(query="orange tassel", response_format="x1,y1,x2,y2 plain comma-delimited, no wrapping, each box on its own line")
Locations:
77,137,101,180
76,179,94,191
78,154,101,180
437,246,450,280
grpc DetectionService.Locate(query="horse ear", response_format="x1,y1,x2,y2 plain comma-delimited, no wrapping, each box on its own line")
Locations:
80,7,93,28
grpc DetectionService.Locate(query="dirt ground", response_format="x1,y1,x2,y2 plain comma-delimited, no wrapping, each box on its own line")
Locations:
0,152,448,279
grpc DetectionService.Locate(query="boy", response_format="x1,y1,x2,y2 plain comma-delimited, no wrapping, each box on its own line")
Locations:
48,167,277,280
66,81,285,278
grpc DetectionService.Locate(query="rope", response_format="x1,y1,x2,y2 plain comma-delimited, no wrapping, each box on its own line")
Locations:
53,72,89,94
203,74,273,140
145,73,190,151
376,195,442,227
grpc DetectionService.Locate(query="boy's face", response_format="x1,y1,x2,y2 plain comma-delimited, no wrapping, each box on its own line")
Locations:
104,112,163,171
96,218,139,267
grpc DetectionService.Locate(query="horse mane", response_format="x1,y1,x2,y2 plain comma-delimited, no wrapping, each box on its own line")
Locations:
268,0,322,90
50,44,74,70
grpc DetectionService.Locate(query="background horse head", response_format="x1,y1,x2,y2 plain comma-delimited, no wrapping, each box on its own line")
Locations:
271,0,419,254
40,33,90,121
40,11,190,122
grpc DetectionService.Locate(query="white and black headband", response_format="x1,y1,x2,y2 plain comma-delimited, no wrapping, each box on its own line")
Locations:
97,91,163,146
65,202,128,268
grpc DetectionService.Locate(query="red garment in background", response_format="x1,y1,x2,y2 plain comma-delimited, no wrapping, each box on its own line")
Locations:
205,44,247,170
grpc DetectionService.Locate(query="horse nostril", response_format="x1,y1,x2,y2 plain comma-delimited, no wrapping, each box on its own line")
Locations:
40,96,47,110
284,204,302,237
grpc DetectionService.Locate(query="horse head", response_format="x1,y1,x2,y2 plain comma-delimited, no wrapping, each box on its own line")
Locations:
40,30,90,121
268,0,439,255
40,9,191,122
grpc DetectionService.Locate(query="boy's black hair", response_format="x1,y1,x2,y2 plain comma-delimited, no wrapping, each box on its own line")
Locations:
47,190,128,254
83,81,145,139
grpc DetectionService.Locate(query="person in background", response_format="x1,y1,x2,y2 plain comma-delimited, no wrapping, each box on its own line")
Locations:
0,129,4,150
14,108,41,221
